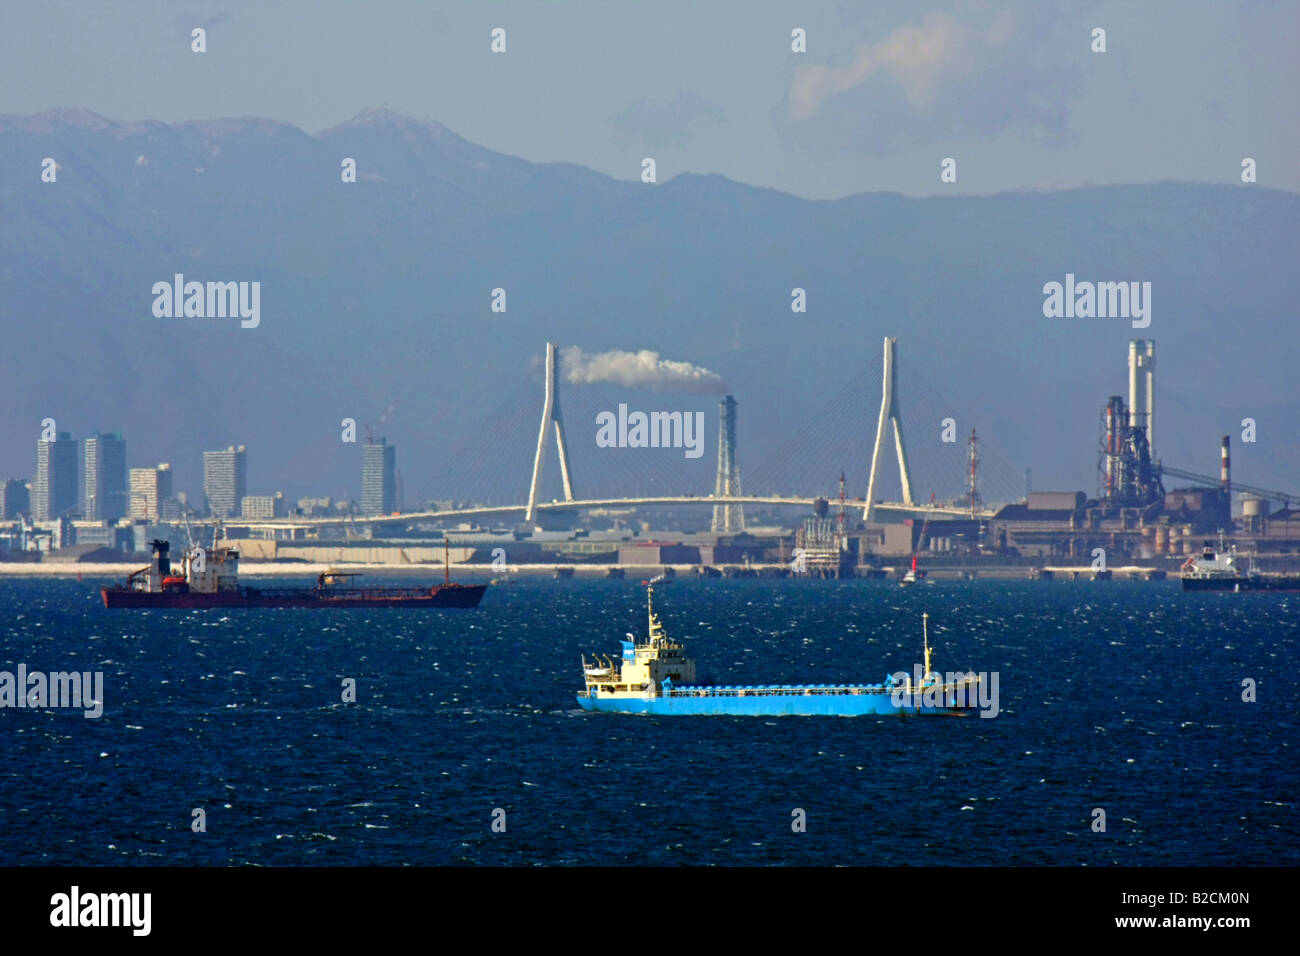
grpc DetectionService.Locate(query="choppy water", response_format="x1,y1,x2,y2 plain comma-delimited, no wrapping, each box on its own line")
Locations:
0,576,1295,865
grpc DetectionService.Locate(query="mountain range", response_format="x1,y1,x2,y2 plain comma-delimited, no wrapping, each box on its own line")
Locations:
1,107,1296,508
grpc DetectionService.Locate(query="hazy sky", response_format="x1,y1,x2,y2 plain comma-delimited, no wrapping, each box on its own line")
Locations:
2,0,1296,199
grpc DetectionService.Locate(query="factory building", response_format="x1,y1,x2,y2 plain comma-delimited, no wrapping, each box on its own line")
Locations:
988,492,1087,559
1161,487,1231,534
617,541,702,566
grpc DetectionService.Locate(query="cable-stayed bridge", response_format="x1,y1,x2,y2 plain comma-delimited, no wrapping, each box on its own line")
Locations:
222,338,1025,532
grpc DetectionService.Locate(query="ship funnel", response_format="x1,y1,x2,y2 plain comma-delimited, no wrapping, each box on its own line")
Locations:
151,538,171,576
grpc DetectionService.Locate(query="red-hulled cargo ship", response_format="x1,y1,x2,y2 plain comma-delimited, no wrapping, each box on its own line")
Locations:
101,540,486,609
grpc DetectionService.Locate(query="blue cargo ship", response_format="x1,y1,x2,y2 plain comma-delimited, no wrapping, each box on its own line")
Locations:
578,582,980,716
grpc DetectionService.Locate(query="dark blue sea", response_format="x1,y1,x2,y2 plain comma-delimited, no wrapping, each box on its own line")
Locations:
1,577,1296,866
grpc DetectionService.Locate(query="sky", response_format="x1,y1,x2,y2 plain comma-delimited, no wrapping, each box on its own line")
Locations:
1,0,1296,199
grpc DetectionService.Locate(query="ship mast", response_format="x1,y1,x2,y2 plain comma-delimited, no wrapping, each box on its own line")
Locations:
644,581,669,647
646,582,655,644
922,612,932,680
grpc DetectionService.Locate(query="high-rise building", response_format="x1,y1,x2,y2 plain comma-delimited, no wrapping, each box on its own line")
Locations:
203,445,246,518
1,479,30,518
361,439,396,516
129,464,173,522
33,432,78,521
84,431,128,521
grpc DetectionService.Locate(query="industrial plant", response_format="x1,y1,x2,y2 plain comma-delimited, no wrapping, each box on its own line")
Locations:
3,337,1296,579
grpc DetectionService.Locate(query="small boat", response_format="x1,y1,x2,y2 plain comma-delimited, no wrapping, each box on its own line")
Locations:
899,555,927,586
582,653,615,678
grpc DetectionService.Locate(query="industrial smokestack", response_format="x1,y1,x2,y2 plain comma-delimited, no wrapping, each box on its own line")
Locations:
1128,339,1154,445
1128,341,1139,434
1221,435,1231,496
1104,396,1122,499
1143,340,1155,457
712,395,744,533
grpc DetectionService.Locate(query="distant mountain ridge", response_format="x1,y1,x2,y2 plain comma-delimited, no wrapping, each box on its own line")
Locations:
1,108,1296,505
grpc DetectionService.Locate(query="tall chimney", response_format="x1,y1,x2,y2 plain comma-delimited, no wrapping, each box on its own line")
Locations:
1221,435,1231,496
1128,338,1155,444
1143,339,1155,456
1128,340,1140,434
712,395,744,533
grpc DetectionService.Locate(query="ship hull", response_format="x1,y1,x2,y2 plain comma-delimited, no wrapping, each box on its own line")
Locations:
101,584,486,609
1182,576,1300,592
577,690,970,716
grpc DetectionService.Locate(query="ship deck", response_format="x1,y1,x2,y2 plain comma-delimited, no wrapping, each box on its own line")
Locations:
665,683,889,698
244,585,442,599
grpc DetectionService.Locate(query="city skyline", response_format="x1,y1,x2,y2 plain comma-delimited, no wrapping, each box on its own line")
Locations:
6,429,407,523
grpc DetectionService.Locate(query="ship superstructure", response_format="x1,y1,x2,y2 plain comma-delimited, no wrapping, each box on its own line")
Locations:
581,581,697,700
1181,539,1244,581
578,583,981,716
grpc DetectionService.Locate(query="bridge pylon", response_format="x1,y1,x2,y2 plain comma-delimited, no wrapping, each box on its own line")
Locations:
864,336,915,522
525,342,575,524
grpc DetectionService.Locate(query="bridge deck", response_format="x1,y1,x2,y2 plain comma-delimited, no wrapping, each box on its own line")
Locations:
211,496,996,531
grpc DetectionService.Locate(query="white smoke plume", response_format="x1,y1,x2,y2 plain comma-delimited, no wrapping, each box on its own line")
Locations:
559,346,727,393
